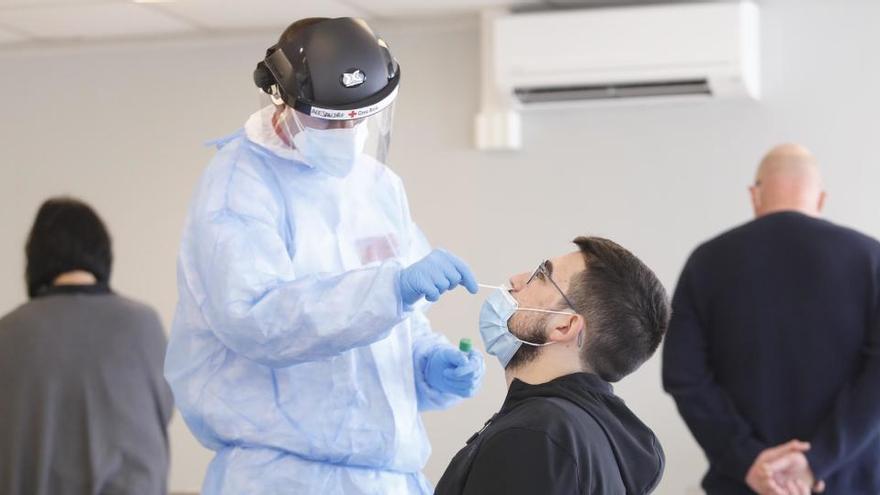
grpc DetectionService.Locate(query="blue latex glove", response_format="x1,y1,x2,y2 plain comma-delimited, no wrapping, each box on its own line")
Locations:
399,249,478,306
424,347,485,398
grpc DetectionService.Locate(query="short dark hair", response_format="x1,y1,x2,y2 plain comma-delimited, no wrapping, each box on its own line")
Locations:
571,237,670,382
25,197,113,298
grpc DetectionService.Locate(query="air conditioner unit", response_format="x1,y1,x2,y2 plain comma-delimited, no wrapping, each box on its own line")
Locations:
475,1,761,150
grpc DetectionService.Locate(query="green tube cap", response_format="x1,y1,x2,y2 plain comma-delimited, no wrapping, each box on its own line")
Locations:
459,338,473,353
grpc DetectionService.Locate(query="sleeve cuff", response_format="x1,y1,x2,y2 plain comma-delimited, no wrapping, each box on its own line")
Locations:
805,446,832,482
717,437,766,482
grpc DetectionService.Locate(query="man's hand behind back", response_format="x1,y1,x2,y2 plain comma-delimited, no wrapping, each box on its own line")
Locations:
746,440,825,495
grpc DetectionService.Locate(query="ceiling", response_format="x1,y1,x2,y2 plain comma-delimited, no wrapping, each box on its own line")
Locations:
0,0,539,46
0,0,728,46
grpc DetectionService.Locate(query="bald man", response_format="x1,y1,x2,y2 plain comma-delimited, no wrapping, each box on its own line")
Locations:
663,144,880,495
749,144,826,218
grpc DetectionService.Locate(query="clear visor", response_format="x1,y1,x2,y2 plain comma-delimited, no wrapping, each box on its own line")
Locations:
255,92,396,171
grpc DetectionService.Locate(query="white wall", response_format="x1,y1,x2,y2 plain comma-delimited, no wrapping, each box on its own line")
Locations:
1,0,878,493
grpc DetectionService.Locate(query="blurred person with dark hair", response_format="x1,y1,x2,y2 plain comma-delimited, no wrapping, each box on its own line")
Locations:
0,197,173,495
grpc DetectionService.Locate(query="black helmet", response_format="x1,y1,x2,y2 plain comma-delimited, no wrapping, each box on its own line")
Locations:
254,18,400,121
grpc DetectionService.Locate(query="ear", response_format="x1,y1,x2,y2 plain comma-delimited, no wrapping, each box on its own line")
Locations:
749,185,761,216
550,314,585,345
817,191,827,213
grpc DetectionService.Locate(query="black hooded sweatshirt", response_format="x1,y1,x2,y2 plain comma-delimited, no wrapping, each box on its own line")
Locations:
434,373,664,495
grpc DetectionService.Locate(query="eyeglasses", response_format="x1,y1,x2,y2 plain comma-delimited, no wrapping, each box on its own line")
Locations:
526,260,578,312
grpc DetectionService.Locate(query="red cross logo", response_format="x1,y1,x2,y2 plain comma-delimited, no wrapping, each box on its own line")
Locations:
348,110,358,118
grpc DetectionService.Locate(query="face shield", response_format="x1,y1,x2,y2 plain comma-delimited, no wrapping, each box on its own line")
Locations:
255,90,396,176
252,18,400,176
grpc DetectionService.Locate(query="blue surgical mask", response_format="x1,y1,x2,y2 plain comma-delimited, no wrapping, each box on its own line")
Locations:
292,113,369,177
479,286,575,368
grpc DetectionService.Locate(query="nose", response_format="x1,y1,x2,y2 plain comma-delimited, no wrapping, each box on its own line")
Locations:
509,272,528,291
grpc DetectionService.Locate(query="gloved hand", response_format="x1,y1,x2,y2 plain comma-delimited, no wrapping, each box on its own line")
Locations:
399,249,478,306
424,347,485,398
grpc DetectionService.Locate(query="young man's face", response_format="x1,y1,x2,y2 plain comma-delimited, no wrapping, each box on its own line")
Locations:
507,251,586,332
498,252,586,356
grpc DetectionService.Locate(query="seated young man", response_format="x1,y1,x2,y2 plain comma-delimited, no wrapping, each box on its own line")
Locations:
435,236,670,495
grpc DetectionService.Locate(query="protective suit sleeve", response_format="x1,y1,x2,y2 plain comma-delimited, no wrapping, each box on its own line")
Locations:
389,174,467,410
402,209,463,410
188,160,407,368
662,256,765,481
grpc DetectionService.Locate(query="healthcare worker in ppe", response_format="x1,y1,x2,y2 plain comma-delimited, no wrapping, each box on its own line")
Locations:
164,17,485,495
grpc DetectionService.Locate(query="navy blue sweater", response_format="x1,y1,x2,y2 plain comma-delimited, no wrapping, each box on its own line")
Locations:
663,211,880,494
